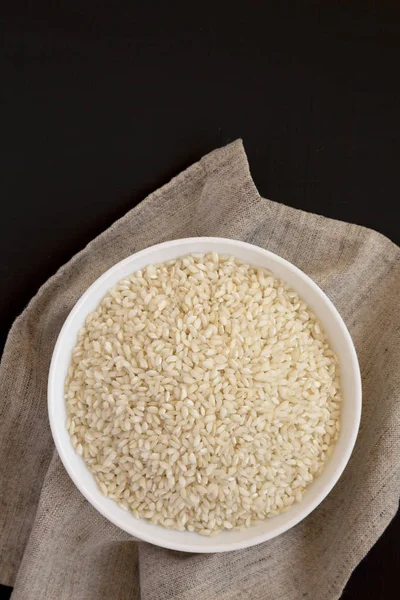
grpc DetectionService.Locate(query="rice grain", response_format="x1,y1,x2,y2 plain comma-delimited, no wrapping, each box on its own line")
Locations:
66,253,341,535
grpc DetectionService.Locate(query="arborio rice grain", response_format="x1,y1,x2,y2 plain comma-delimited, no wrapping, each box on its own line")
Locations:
66,253,341,535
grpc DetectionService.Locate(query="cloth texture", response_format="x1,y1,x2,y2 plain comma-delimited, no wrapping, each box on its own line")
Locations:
1,140,399,600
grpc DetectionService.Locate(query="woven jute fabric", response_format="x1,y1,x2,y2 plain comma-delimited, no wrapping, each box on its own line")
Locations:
1,140,399,600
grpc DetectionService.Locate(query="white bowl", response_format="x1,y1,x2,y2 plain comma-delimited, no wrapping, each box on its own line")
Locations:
48,237,361,553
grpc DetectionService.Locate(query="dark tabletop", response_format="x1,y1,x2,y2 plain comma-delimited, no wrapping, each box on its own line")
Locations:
1,2,399,599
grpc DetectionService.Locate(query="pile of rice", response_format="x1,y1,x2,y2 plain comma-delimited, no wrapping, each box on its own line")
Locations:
66,253,341,536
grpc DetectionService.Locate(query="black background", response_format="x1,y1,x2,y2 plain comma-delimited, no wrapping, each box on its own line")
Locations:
1,2,399,598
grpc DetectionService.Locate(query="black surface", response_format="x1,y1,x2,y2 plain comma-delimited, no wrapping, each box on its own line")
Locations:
1,2,399,599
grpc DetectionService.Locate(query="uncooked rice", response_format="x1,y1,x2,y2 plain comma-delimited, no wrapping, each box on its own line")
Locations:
65,253,341,535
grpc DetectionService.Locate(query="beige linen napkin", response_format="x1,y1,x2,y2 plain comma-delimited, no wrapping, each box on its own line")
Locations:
1,140,399,600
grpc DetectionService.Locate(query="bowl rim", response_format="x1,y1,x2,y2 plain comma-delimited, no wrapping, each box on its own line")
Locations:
48,236,362,552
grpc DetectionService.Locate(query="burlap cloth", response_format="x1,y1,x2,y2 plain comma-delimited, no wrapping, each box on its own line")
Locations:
1,140,399,600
